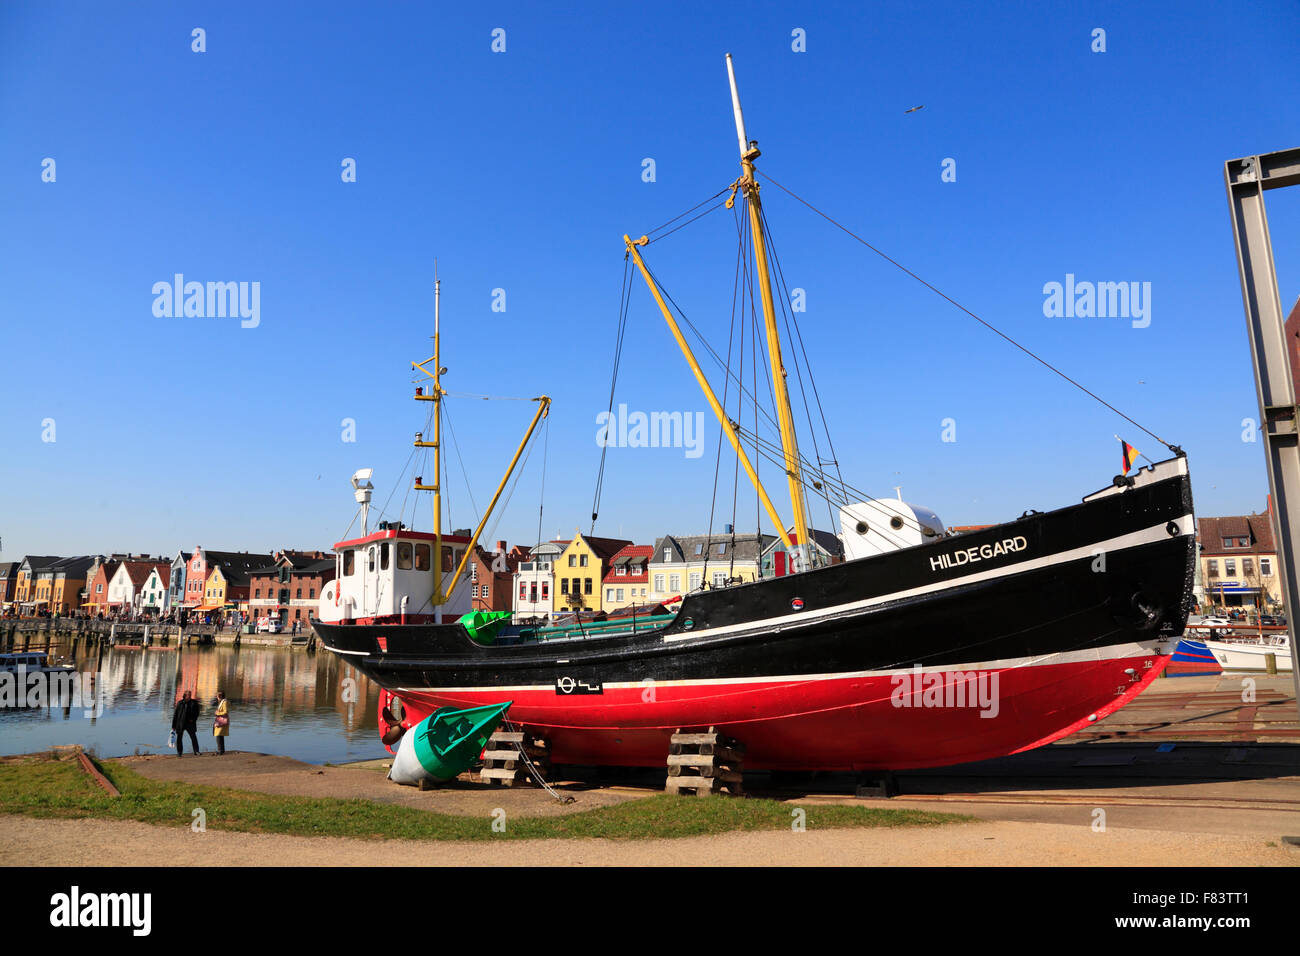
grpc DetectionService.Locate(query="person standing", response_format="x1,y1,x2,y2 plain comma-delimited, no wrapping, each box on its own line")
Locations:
171,690,200,757
213,691,230,755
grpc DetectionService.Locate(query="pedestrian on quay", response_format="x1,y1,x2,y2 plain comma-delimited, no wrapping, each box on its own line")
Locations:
213,691,230,755
171,689,201,757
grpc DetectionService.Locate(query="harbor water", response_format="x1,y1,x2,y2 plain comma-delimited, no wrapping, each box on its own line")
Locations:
0,640,388,764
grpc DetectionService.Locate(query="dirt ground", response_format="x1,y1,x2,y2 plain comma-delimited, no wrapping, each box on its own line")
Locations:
3,814,1294,866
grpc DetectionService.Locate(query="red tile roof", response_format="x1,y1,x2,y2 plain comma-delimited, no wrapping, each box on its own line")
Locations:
1198,509,1275,555
603,544,653,584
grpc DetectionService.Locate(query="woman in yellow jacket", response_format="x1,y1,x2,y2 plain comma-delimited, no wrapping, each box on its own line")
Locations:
213,691,230,755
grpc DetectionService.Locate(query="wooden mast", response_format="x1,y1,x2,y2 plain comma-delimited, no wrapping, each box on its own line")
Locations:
726,53,814,570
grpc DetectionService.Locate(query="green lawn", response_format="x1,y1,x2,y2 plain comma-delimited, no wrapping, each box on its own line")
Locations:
0,755,966,841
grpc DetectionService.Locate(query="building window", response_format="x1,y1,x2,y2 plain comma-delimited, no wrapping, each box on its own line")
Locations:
580,553,589,567
616,588,624,601
1207,560,1218,576
519,582,527,601
561,578,569,594
1239,537,1249,547
669,574,681,591
309,588,315,599
663,549,671,562
712,572,726,587
583,578,592,595
1243,559,1254,576
96,584,103,593
1262,558,1273,576
541,582,548,600
689,573,701,590
695,542,704,556
255,588,261,598
530,583,538,603
569,554,576,567
654,574,665,592
1223,538,1234,548
616,565,626,576
1225,559,1236,576
606,588,614,602
717,543,726,555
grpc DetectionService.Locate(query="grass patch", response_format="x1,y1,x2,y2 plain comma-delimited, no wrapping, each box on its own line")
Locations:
0,756,965,841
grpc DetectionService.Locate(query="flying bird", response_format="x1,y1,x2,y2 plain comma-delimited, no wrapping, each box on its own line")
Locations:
904,105,925,114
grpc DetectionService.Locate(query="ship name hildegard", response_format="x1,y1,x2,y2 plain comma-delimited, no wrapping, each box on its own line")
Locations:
929,536,1028,572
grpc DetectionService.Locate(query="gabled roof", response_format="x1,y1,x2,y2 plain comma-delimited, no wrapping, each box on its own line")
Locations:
120,561,170,590
0,562,18,580
53,556,95,578
1198,511,1275,555
576,534,634,563
761,527,845,559
20,556,63,573
651,533,775,564
603,545,654,583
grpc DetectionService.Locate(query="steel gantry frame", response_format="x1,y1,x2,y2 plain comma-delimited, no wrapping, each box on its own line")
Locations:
1223,145,1300,716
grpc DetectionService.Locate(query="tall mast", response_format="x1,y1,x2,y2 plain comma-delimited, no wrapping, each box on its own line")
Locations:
726,53,814,569
413,263,446,603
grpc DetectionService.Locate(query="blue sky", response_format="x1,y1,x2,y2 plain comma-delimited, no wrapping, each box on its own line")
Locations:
1,0,1298,562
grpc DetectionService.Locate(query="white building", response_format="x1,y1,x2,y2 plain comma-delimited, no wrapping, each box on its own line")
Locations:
512,540,565,622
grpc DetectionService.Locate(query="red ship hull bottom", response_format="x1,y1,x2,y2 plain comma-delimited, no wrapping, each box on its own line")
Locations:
378,644,1170,771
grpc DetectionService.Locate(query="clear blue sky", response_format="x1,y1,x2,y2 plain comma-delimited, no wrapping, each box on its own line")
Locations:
2,0,1298,562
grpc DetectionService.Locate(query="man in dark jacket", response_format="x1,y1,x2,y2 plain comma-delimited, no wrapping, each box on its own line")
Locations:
171,690,201,756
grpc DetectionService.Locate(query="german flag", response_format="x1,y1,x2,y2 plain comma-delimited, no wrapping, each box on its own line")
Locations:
1120,439,1140,475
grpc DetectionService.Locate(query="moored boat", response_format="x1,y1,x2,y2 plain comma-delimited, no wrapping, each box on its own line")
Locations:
1202,635,1293,672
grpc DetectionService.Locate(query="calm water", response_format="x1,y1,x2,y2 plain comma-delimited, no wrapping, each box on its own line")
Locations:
0,640,389,764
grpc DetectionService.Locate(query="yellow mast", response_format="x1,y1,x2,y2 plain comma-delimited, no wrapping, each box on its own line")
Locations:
413,267,444,602
726,53,814,569
626,235,795,550
412,267,551,609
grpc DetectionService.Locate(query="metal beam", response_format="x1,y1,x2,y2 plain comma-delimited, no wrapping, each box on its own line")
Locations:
1224,145,1300,715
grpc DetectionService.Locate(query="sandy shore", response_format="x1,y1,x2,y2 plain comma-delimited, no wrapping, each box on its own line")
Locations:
3,814,1294,866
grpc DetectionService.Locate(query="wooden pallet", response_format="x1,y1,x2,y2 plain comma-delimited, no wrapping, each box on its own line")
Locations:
664,727,745,797
479,729,551,787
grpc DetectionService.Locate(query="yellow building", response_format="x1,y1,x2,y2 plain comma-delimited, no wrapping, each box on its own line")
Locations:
552,533,631,615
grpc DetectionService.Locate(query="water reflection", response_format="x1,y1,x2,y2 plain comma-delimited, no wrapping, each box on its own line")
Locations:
0,641,389,765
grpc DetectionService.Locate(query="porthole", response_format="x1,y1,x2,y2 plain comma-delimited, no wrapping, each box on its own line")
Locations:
855,521,869,535
890,516,904,531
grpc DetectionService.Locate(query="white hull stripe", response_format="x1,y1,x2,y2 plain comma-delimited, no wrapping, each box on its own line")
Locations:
394,638,1174,695
661,514,1194,644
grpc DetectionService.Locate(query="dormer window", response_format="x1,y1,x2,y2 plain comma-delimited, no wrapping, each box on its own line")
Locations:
663,549,671,562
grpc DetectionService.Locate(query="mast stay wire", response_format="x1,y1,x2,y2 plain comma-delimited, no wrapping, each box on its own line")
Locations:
640,214,936,548
756,168,1180,453
590,255,635,536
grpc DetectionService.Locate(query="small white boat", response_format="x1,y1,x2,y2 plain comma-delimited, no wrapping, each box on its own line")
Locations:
0,651,75,674
1201,636,1293,672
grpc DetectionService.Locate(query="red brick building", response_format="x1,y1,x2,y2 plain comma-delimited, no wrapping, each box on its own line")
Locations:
469,540,526,612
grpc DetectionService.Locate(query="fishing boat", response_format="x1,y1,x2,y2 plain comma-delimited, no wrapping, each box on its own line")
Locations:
313,56,1195,772
388,702,512,785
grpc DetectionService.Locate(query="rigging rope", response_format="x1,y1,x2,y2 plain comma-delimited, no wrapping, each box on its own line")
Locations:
756,169,1180,453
